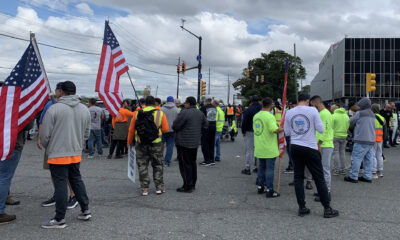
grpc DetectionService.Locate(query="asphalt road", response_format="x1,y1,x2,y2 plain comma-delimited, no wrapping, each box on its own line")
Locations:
2,135,400,239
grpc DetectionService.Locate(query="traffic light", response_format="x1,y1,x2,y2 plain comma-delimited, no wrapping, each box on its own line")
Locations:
246,69,250,78
261,75,264,83
182,61,186,74
177,65,180,74
201,81,206,95
366,73,376,92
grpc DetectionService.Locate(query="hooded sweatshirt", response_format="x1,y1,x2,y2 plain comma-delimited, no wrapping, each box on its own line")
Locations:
332,108,350,139
40,95,91,163
161,102,180,133
349,98,375,145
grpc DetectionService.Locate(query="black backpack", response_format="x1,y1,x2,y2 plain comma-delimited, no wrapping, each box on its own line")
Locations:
135,109,160,144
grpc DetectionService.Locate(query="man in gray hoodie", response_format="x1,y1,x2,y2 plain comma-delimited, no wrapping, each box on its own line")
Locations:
40,81,91,228
344,97,375,183
161,96,180,166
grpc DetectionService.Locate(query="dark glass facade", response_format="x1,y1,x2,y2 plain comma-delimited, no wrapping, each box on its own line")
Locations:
344,38,400,99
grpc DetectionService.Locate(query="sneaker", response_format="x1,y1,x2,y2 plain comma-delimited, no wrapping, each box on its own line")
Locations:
164,163,170,167
6,196,20,205
87,155,94,159
324,207,339,218
252,168,258,173
358,176,372,183
305,181,313,190
371,173,378,179
67,196,78,209
200,161,210,166
283,167,294,174
0,213,16,225
332,170,340,176
298,207,311,217
176,186,193,193
156,188,166,195
41,196,56,207
241,168,251,175
77,210,92,221
266,189,280,198
257,186,266,194
344,176,358,183
378,171,384,178
41,219,67,229
141,189,149,196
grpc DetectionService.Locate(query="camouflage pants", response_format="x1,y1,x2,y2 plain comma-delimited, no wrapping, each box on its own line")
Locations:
136,142,164,190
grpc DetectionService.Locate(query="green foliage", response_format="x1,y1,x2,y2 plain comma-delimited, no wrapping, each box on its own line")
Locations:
300,84,310,94
232,50,306,101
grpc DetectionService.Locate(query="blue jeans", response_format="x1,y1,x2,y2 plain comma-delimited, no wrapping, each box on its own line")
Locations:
162,134,175,165
349,143,374,180
0,150,22,214
88,129,103,156
257,158,276,190
215,131,222,160
101,129,108,145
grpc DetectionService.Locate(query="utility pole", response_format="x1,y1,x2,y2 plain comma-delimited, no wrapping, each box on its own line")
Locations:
176,57,180,99
208,67,211,95
227,74,230,104
155,85,158,97
294,43,298,100
180,19,202,103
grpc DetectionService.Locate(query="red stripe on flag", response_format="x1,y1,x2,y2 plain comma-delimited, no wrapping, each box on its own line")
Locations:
96,44,108,92
19,86,47,118
6,87,21,159
0,87,8,159
104,54,115,93
116,66,129,77
112,50,122,59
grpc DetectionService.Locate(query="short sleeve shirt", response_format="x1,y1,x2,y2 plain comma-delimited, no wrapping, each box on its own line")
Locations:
89,106,104,130
253,111,279,159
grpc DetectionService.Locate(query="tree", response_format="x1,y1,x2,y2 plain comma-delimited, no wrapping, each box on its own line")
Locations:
232,50,306,101
300,84,310,95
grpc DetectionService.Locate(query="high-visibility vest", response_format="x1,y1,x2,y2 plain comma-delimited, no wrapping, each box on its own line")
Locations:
274,107,282,124
134,107,164,143
375,114,384,142
227,107,234,115
216,107,225,132
230,120,238,133
235,107,241,116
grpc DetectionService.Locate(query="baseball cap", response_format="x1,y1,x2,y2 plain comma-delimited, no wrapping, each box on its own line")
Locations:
55,82,63,90
167,96,174,102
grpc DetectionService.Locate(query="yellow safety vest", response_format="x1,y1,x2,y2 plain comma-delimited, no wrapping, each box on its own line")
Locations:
274,107,282,124
134,106,163,143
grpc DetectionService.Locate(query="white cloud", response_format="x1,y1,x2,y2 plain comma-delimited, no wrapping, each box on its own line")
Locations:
75,3,94,15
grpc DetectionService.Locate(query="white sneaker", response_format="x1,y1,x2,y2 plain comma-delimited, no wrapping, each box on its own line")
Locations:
372,173,378,179
87,155,94,159
141,189,148,196
378,171,384,178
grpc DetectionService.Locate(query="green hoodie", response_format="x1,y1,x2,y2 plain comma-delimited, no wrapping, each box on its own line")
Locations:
332,108,350,139
316,108,334,148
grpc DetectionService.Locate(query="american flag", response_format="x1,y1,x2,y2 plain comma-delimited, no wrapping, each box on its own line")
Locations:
0,42,49,160
278,59,289,158
95,21,129,117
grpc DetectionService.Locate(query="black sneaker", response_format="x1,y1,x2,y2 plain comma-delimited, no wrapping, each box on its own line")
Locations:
257,186,266,194
344,176,358,183
284,167,294,174
305,181,313,190
77,210,92,221
200,161,210,166
176,186,193,193
209,161,216,166
241,168,251,175
266,189,280,198
41,196,55,207
67,196,78,209
298,207,310,217
358,176,372,183
324,207,339,218
252,168,258,173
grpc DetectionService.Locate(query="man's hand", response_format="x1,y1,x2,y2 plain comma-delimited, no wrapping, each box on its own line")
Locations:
37,138,42,150
275,127,284,133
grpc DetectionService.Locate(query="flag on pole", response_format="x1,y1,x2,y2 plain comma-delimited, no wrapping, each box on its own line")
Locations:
0,42,49,160
96,21,129,117
278,59,289,158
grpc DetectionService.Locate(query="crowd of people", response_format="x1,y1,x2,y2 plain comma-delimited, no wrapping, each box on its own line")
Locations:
0,79,397,227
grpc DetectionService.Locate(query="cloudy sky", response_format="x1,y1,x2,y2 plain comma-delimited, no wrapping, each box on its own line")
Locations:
0,0,398,102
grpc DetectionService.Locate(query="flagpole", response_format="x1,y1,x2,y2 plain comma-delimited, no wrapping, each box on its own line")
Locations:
30,32,51,93
126,71,142,108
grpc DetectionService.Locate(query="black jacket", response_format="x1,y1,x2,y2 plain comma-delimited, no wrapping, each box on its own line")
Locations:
241,103,262,134
173,106,208,148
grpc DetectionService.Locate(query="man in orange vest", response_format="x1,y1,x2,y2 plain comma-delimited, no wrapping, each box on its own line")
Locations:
235,104,242,127
371,104,385,179
226,104,235,125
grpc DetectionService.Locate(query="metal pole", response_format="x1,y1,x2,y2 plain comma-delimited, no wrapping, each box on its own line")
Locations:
294,43,298,100
177,57,180,99
156,85,158,97
30,32,51,93
126,71,142,108
227,74,230,104
197,37,202,103
208,67,210,95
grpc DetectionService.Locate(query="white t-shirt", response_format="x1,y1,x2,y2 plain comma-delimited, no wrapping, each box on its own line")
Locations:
284,105,324,150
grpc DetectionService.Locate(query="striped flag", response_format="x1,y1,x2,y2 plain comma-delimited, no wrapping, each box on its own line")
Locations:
278,59,289,158
96,21,129,117
0,42,49,160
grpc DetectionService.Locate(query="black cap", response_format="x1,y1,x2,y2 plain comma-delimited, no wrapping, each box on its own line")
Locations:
55,82,63,90
60,81,76,95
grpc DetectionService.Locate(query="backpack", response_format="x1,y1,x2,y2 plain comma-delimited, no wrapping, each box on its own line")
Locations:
135,109,160,144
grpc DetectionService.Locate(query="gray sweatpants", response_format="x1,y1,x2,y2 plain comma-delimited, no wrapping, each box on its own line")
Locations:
245,132,257,169
321,147,333,192
332,138,347,171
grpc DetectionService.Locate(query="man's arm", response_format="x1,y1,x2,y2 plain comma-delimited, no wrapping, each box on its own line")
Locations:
202,114,209,130
241,110,248,135
160,114,169,134
39,109,55,149
84,109,91,141
284,112,291,136
172,111,186,132
314,110,324,134
349,111,360,125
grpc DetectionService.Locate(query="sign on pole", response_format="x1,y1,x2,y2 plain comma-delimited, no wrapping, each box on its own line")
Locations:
128,147,136,183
